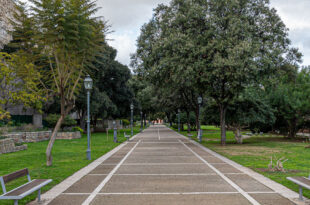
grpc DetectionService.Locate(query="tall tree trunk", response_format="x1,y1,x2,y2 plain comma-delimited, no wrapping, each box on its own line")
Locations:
144,114,147,127
80,110,86,131
186,111,191,133
288,118,297,138
93,116,97,130
46,90,67,166
220,104,227,146
166,112,172,127
46,114,64,166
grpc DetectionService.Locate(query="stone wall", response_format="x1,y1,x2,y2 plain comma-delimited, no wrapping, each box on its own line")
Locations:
3,131,81,143
56,132,81,140
0,138,27,154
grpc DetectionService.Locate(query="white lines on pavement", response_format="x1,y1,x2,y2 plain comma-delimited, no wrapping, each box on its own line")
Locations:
81,140,141,205
99,164,118,165
97,192,240,195
179,140,261,205
135,147,179,149
113,174,217,176
63,193,90,195
122,163,205,165
247,192,276,194
139,142,181,144
209,163,228,164
62,191,276,195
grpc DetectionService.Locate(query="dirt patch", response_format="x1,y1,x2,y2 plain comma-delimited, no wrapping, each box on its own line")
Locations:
213,145,282,157
255,168,301,174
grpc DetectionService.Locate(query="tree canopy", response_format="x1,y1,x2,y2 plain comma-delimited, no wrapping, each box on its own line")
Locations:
132,0,299,145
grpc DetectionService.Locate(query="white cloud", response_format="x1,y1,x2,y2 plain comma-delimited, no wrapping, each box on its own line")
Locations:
97,0,171,66
107,31,137,67
270,0,310,65
24,0,310,66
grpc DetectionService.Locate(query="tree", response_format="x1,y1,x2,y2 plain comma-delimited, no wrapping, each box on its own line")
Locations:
226,87,275,143
268,67,310,138
0,52,45,120
75,43,133,130
27,0,107,166
133,0,294,145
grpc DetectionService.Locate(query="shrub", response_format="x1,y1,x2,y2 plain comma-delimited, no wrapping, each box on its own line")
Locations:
72,126,84,133
121,119,130,126
45,114,77,128
62,116,77,127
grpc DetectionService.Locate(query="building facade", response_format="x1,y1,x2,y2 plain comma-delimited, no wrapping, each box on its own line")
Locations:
0,0,15,49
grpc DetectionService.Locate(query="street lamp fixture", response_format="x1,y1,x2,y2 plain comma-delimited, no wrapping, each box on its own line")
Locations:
84,75,93,160
198,96,203,143
198,96,203,105
84,75,93,90
130,103,134,136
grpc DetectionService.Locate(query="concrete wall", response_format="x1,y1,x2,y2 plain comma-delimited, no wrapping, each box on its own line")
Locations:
0,138,27,154
0,0,15,48
3,131,81,143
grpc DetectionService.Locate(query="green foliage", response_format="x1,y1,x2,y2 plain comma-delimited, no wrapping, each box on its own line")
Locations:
74,43,133,130
226,87,275,132
71,126,84,133
268,66,310,137
0,52,45,120
132,0,297,144
45,114,76,128
121,119,130,126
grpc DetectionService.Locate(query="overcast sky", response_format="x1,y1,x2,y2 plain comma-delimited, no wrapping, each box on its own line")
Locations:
97,0,310,67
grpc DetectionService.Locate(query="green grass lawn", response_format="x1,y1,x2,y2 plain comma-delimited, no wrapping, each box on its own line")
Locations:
0,126,141,205
174,125,310,199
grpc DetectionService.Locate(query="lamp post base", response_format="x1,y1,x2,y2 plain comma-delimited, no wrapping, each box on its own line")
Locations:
87,150,91,160
198,129,202,143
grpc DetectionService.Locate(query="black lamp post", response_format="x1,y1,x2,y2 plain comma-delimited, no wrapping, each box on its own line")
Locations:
84,75,93,160
130,103,134,136
198,96,203,143
178,109,181,132
140,111,143,132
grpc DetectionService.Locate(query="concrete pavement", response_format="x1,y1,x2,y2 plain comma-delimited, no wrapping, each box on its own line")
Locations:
41,125,304,205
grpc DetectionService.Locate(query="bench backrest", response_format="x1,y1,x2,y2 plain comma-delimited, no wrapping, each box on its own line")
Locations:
0,168,31,193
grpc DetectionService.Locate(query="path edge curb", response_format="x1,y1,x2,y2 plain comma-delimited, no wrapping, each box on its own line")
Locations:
36,131,143,205
168,126,308,205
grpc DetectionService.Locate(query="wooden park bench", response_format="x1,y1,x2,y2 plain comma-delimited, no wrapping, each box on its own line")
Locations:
0,168,52,205
124,132,130,141
287,176,310,201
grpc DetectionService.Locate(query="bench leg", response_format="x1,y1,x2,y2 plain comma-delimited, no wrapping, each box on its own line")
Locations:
299,186,303,201
38,189,41,202
14,200,18,205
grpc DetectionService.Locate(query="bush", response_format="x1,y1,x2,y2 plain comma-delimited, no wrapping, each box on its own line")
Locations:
121,119,130,126
72,126,84,133
172,124,178,129
45,114,77,128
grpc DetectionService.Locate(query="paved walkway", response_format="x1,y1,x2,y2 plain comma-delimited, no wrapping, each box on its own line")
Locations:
42,125,302,205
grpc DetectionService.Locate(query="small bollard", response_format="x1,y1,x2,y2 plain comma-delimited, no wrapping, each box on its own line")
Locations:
113,121,117,143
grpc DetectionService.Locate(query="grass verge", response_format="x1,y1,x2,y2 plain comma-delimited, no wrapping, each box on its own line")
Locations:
172,125,310,199
0,126,141,205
